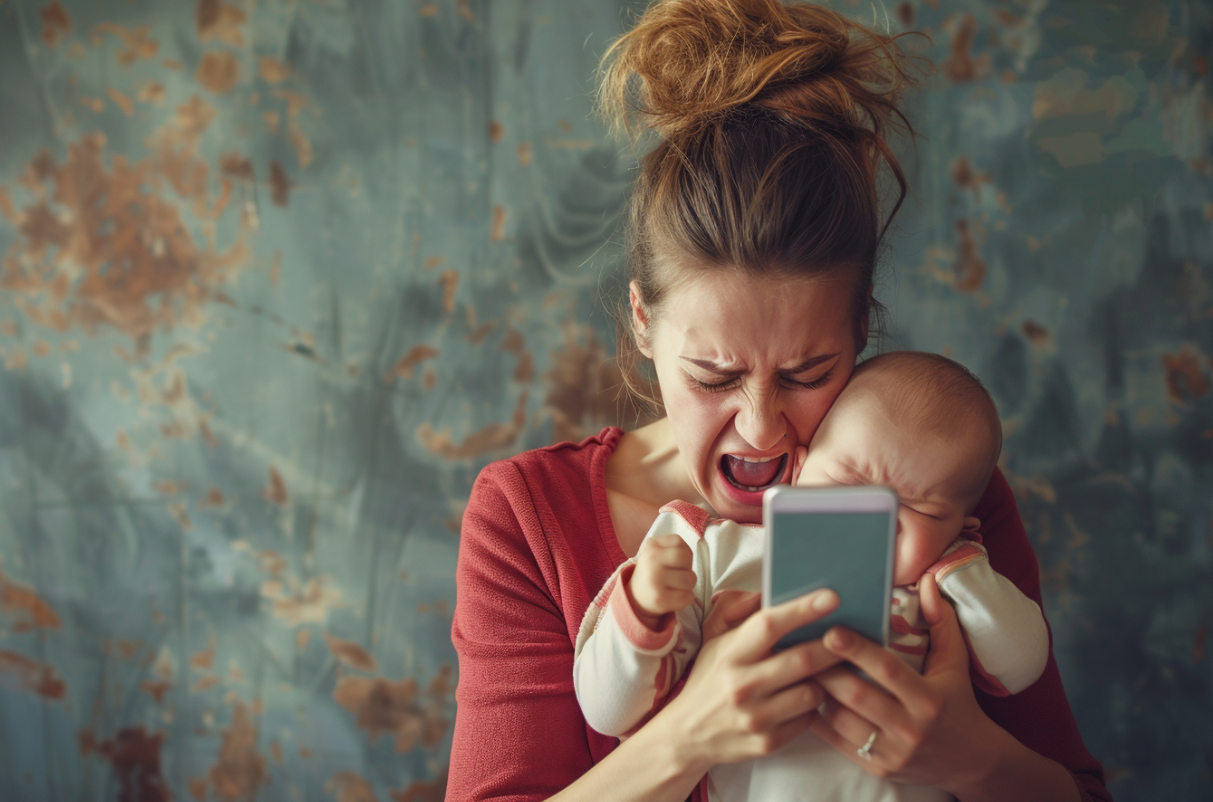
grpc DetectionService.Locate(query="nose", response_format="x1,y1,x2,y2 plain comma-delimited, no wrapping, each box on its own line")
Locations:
733,391,788,452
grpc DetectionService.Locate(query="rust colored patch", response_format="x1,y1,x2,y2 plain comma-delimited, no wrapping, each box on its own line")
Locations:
953,219,986,292
199,487,225,508
422,256,443,270
894,2,913,28
270,740,283,764
513,144,531,169
197,0,247,47
137,82,166,106
513,351,534,384
219,151,254,181
95,23,158,65
31,340,51,357
500,327,524,354
274,89,313,168
197,50,240,94
421,368,437,391
208,700,267,801
140,680,172,704
296,627,311,652
40,2,71,47
1162,347,1211,405
107,88,135,117
325,633,379,673
456,0,475,23
1021,320,1051,348
90,728,170,802
386,345,440,382
465,320,498,345
263,465,288,505
489,121,504,142
262,573,343,626
490,205,507,241
950,155,990,200
328,772,377,802
188,778,208,801
0,564,62,631
942,14,989,83
191,633,216,671
1,102,247,342
333,673,446,753
416,391,528,460
438,269,459,314
390,770,448,802
269,161,293,206
0,650,67,699
543,323,634,442
259,56,290,84
154,480,186,495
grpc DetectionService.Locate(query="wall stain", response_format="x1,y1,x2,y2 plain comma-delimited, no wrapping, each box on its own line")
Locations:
269,160,293,206
327,772,378,802
197,0,247,47
438,269,459,314
81,728,170,802
385,345,440,382
258,56,291,84
325,633,379,673
1162,347,1210,405
0,99,249,345
208,700,267,801
416,391,528,460
952,219,987,292
197,50,241,94
543,323,633,442
389,769,447,802
39,1,71,47
0,562,62,631
93,22,159,65
942,14,990,83
264,465,289,505
0,649,67,699
261,572,344,626
332,670,448,754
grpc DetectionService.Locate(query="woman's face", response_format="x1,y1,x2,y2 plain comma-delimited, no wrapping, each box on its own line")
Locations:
633,269,864,524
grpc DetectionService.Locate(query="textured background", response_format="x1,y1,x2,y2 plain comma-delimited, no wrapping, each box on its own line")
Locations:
0,0,1209,800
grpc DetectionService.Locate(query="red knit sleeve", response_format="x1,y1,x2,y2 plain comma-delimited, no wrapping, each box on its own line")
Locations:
446,461,595,802
974,469,1112,802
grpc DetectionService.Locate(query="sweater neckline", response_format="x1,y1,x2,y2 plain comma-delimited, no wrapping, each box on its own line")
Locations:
588,426,629,567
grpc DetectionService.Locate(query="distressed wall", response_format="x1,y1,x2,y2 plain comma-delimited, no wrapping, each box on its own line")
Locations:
0,1,1209,800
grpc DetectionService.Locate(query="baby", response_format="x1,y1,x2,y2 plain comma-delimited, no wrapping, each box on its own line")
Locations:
572,351,1050,802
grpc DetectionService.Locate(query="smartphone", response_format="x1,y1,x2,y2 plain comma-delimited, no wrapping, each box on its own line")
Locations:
762,485,898,652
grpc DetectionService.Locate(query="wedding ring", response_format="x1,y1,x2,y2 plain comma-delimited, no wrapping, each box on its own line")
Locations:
856,730,877,760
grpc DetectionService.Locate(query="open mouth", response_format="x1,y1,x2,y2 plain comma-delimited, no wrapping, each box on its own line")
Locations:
720,453,789,493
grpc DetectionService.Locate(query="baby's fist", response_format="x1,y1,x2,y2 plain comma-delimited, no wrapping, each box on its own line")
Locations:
627,534,696,629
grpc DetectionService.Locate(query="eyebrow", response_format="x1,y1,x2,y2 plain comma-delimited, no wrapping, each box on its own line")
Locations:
679,352,841,375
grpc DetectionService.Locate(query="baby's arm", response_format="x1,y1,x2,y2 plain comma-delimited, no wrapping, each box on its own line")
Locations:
572,512,705,737
928,522,1050,696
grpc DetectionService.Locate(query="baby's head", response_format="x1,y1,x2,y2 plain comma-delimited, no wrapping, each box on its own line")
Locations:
795,351,1002,586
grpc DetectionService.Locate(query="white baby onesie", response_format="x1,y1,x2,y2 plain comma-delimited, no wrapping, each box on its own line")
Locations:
573,500,1050,802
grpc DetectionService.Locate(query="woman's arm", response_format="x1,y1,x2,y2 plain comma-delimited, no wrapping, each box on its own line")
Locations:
805,468,1110,802
448,463,849,800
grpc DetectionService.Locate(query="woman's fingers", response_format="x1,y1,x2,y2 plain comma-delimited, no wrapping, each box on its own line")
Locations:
751,638,847,695
731,589,839,662
821,626,937,720
813,663,906,739
918,572,969,677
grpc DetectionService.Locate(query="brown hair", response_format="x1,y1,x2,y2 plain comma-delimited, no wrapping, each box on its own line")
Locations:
599,0,922,413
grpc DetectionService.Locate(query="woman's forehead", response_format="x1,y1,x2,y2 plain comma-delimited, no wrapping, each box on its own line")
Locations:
660,272,854,359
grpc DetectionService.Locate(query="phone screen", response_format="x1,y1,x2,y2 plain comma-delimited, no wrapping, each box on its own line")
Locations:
769,510,893,651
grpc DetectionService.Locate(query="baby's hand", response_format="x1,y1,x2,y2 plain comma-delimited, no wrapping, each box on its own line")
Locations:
626,534,696,630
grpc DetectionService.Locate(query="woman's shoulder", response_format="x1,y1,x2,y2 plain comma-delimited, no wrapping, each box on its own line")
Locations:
474,426,624,496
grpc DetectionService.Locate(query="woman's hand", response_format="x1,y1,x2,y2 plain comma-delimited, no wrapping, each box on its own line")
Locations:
656,587,847,773
806,572,1002,793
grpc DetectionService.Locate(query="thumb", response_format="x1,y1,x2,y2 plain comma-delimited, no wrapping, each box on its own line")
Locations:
702,590,761,642
919,571,968,675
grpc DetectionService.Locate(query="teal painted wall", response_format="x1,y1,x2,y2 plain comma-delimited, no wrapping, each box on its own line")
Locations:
0,1,1209,800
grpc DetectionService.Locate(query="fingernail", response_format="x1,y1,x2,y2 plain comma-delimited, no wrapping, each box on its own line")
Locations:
812,590,837,612
827,627,851,649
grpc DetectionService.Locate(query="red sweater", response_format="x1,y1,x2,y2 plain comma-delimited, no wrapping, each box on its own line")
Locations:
447,427,1110,802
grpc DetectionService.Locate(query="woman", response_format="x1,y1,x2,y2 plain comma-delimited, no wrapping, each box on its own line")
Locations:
446,1,1110,800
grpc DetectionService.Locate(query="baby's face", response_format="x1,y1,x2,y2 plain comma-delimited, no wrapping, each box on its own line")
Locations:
794,396,977,587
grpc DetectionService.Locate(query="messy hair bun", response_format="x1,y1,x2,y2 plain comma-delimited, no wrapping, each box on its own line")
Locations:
600,0,921,413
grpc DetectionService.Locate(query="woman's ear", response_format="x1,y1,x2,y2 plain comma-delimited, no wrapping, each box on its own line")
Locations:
629,281,654,359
